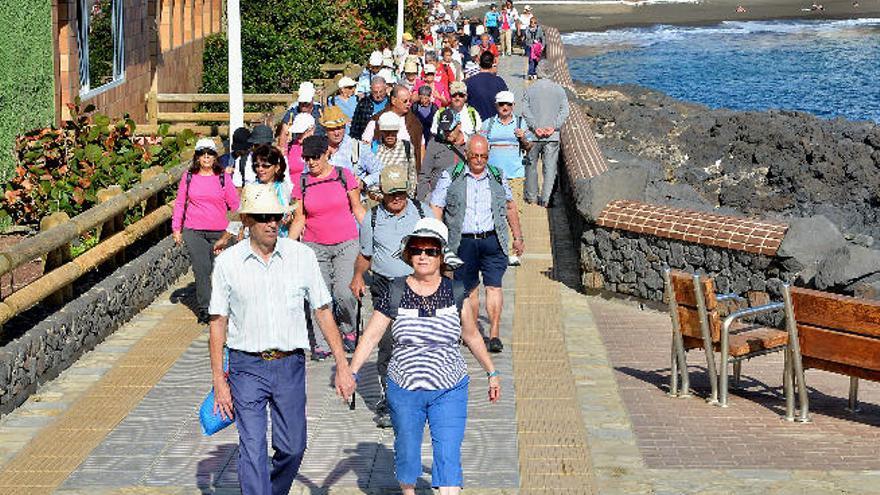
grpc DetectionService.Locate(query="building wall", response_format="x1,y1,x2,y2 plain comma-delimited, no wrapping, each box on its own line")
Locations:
54,0,221,123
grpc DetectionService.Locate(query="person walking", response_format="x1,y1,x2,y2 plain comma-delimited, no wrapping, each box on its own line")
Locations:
484,3,501,44
349,165,432,429
208,183,355,495
499,1,517,57
171,138,240,324
430,135,524,353
419,109,467,202
231,124,275,191
350,76,390,141
327,76,359,134
348,217,501,493
220,127,251,176
521,74,570,207
411,86,439,145
465,52,509,120
413,64,451,108
362,86,426,176
431,81,482,140
280,82,325,147
374,112,419,198
522,16,545,79
286,113,315,181
322,106,384,191
290,135,366,360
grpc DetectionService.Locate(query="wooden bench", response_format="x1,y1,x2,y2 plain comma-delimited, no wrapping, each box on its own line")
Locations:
781,285,880,422
665,269,793,412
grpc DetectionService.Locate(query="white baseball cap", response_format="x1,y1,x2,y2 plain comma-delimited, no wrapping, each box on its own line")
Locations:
495,90,515,104
378,112,402,131
423,63,436,74
337,76,357,88
297,81,316,103
290,113,315,134
475,25,485,35
194,137,217,153
369,51,384,66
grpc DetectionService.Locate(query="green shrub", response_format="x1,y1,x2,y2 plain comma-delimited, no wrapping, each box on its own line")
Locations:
0,1,55,180
4,101,194,226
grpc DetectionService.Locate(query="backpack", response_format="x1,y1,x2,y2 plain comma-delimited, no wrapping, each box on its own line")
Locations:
299,166,349,215
386,276,469,318
449,160,503,185
181,171,227,226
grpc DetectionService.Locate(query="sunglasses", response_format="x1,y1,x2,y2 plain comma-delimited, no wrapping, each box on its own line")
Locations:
406,247,442,257
497,102,513,107
302,155,321,162
452,92,467,98
250,213,283,223
253,162,276,169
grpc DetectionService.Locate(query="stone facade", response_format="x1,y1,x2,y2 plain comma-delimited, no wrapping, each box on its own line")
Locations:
0,237,189,416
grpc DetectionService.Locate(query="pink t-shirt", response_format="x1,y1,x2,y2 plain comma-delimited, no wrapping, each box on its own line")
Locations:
287,142,306,180
413,79,451,107
292,167,359,244
171,172,239,232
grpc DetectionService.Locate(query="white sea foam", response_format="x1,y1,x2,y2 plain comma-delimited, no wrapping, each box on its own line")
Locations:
562,18,880,47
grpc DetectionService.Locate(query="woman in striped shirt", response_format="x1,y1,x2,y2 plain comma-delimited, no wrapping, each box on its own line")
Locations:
349,218,501,494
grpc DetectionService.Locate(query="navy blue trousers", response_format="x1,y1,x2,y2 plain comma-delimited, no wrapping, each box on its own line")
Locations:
228,350,307,495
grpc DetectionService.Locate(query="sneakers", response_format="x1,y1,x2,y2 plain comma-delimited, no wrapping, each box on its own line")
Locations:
343,334,357,353
311,348,331,361
508,255,522,266
196,309,210,325
375,399,393,428
488,337,504,353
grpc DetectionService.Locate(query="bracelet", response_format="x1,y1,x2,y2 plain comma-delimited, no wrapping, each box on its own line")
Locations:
486,370,500,378
352,372,360,383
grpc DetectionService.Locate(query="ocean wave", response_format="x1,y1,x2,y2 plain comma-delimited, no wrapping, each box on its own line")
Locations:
562,18,880,47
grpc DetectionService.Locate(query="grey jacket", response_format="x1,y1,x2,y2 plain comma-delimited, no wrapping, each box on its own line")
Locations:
523,25,545,47
521,78,570,142
417,140,465,202
444,169,510,256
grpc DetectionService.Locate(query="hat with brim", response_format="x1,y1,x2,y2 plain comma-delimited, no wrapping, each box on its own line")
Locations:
402,32,414,42
338,76,357,88
228,183,288,221
319,106,350,128
195,137,218,153
379,164,408,194
231,127,252,152
248,124,274,144
394,218,465,269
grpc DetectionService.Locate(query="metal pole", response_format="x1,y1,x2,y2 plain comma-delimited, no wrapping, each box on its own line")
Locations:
783,348,795,421
847,377,860,413
664,269,690,397
781,284,810,422
227,0,244,131
693,274,719,405
396,0,405,50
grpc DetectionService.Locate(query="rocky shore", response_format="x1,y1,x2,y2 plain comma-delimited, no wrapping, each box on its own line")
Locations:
575,83,880,242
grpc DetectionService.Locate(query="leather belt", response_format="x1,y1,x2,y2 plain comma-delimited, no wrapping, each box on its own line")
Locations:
234,348,304,360
461,230,496,239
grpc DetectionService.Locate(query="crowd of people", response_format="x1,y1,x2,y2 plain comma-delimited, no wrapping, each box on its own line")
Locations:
171,2,570,494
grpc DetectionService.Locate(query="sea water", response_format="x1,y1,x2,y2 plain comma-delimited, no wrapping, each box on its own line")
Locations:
564,18,880,123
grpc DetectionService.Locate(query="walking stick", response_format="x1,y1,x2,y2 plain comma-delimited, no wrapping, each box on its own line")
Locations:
349,298,362,410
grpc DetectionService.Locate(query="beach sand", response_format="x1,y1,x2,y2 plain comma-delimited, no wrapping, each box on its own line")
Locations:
468,0,880,34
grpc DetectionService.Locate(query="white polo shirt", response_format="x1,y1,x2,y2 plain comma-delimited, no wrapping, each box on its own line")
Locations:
209,238,332,352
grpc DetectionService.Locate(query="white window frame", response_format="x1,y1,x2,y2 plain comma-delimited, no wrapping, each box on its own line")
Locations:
77,0,125,98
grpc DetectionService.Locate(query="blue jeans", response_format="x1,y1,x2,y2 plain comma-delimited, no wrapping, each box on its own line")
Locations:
386,376,470,487
228,350,307,495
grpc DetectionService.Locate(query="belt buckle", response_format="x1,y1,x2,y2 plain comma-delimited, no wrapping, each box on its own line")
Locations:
260,350,278,360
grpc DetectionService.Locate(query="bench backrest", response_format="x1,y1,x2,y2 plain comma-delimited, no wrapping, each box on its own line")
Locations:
790,286,880,375
669,270,721,342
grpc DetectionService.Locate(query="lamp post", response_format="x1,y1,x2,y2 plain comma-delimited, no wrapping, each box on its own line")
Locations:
228,0,244,131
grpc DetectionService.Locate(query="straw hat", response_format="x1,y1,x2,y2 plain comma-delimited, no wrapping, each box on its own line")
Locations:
228,183,288,221
318,106,350,128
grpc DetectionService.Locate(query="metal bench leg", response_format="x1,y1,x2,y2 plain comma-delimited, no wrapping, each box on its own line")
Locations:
693,275,719,405
783,347,795,421
782,285,810,423
669,338,679,397
665,269,691,398
733,361,742,389
846,377,860,413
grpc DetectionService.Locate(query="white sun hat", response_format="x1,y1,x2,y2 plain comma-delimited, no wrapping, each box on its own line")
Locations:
378,112,402,131
495,90,515,104
194,137,217,153
395,218,465,269
337,76,357,88
369,51,384,66
290,113,315,134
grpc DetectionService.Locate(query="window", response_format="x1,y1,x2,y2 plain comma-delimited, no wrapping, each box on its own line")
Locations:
77,0,124,95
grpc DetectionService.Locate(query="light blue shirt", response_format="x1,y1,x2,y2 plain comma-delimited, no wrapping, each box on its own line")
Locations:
360,201,430,278
430,168,512,234
209,238,332,352
480,116,529,179
330,94,358,134
327,135,384,187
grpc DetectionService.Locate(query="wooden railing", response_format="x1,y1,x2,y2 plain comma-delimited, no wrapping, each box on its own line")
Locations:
139,63,362,136
0,145,198,330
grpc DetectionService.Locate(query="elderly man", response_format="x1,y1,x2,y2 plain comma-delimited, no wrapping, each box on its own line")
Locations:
319,106,384,191
356,51,396,97
362,85,425,174
374,113,418,197
522,74,570,207
419,108,467,201
209,183,355,495
430,135,524,353
350,165,431,428
430,81,482,139
350,76,390,141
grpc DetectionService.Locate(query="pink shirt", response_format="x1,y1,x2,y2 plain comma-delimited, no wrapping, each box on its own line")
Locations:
413,79,451,107
172,172,239,232
287,142,306,179
292,167,359,244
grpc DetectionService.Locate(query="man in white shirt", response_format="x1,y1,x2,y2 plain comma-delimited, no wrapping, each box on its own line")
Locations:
209,184,355,495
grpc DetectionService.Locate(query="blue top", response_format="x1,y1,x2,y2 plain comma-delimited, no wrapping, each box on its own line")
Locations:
327,135,384,187
359,201,429,278
430,167,513,234
484,11,500,27
465,72,509,120
376,277,467,391
480,116,529,178
329,94,358,134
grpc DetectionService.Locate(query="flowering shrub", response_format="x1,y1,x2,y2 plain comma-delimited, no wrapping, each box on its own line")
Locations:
4,100,194,226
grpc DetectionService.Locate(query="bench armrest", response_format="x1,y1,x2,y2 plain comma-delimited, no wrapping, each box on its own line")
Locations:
722,302,784,333
716,293,747,303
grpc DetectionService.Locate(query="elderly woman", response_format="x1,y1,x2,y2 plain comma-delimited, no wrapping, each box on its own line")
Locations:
171,138,239,324
349,218,501,494
290,135,366,360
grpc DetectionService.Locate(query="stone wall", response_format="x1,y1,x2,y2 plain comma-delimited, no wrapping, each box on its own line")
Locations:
0,237,189,416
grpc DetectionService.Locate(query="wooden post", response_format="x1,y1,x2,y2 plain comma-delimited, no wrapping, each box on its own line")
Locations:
146,89,159,126
40,212,73,306
141,166,166,243
97,186,126,269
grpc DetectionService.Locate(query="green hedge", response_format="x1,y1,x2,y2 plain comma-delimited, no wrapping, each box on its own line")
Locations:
0,0,55,180
201,0,427,95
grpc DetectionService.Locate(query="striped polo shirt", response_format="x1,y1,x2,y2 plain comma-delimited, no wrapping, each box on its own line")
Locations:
376,278,467,391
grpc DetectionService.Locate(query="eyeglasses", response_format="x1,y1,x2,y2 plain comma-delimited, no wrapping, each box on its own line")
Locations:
452,93,467,98
250,213,283,224
497,102,513,107
254,162,276,169
406,247,442,257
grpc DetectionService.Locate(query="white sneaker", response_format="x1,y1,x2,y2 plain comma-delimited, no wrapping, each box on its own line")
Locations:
508,255,522,266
